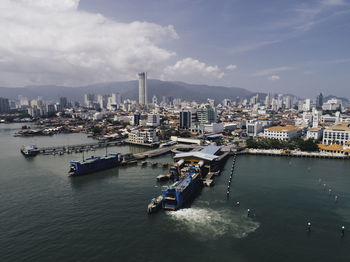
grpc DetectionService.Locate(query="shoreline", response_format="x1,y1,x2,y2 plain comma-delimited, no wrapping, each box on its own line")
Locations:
235,148,350,160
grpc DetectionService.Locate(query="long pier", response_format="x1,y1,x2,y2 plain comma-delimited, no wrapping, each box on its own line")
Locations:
37,140,125,154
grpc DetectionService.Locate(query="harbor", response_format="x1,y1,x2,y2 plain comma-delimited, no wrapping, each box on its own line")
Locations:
1,125,350,262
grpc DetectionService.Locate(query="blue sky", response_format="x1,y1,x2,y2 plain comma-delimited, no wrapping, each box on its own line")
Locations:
0,0,349,98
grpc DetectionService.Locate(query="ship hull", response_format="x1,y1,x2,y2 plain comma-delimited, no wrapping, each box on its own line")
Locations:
69,154,120,176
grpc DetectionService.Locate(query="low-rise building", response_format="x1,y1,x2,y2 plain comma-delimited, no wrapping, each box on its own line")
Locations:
306,127,323,140
263,125,298,141
322,122,350,145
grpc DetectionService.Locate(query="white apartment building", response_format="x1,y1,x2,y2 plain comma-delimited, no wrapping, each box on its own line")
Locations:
263,126,298,141
322,122,350,145
203,123,224,133
127,129,158,145
306,127,323,140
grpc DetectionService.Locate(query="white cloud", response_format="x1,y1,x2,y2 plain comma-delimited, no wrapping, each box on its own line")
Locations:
0,0,179,86
162,57,224,81
268,75,280,81
253,66,293,77
226,64,238,70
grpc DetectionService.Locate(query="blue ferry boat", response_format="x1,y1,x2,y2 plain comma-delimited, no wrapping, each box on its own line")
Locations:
69,153,120,176
162,165,203,210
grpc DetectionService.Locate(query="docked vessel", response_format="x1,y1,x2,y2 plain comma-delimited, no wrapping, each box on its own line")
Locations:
149,146,228,213
21,145,39,157
69,153,120,176
162,165,203,211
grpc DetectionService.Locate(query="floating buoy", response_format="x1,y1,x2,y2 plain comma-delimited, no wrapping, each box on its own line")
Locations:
318,178,322,185
329,189,332,195
342,226,345,237
247,209,250,217
307,222,311,232
235,201,240,207
335,196,338,202
323,184,326,190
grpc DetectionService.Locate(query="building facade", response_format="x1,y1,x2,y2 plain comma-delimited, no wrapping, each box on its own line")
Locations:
0,97,10,113
138,72,147,105
263,126,298,141
322,122,350,145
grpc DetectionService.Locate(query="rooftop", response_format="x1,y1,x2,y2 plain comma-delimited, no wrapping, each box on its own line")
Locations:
326,122,350,132
267,125,297,132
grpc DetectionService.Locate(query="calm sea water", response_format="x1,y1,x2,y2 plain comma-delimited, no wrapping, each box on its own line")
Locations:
1,123,350,262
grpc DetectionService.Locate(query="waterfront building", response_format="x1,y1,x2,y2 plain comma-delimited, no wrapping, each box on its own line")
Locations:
138,72,147,105
0,97,10,113
263,125,298,141
127,128,158,145
322,122,350,145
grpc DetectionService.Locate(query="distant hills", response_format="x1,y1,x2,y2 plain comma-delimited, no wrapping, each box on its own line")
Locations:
0,80,252,103
0,80,348,104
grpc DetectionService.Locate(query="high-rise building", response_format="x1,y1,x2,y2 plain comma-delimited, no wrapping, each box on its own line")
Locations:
152,95,158,105
316,93,323,109
59,97,68,108
84,94,95,108
138,72,147,105
180,110,192,129
0,97,10,113
196,104,217,124
116,92,122,105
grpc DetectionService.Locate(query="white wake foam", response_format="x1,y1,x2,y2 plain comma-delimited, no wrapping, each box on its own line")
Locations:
167,207,260,240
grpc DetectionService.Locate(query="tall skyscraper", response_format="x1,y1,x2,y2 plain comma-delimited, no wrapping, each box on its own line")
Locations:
0,97,10,113
59,97,67,108
138,72,147,105
180,109,192,129
316,93,323,109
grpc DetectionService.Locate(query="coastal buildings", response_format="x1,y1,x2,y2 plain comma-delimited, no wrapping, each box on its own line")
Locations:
322,122,350,145
138,72,147,105
127,128,158,145
263,126,298,141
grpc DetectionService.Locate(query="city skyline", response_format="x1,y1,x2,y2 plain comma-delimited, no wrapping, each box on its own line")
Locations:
0,0,349,98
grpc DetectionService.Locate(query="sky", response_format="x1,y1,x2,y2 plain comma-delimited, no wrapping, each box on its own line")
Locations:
0,0,349,97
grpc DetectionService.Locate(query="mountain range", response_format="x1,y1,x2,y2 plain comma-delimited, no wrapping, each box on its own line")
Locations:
0,80,253,103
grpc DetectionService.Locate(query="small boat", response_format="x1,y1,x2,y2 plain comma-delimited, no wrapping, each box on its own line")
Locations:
151,162,158,167
147,195,163,214
162,163,169,168
141,161,147,166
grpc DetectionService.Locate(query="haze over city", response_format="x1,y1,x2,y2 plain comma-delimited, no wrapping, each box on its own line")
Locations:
1,0,350,97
